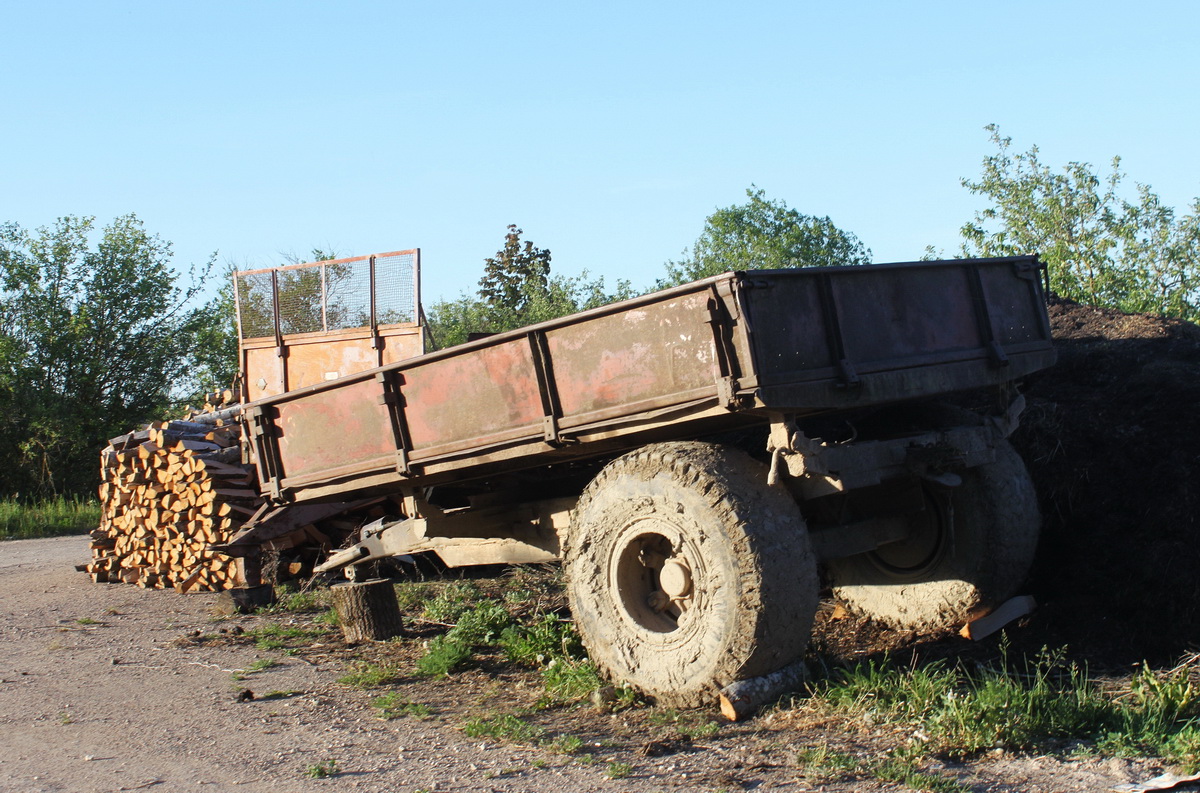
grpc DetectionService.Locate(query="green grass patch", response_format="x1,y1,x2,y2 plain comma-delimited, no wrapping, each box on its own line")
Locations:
445,600,514,645
796,742,966,790
544,733,584,754
648,707,722,739
394,581,435,612
421,581,483,623
499,613,581,667
304,759,337,779
259,690,302,700
0,497,100,540
605,761,633,779
245,622,325,651
337,661,403,688
796,744,863,783
541,658,604,703
415,635,473,678
232,658,280,680
259,586,330,614
463,712,545,743
874,744,970,792
372,691,433,720
810,647,1200,772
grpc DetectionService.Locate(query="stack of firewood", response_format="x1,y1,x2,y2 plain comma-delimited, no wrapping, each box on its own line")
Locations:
86,405,264,593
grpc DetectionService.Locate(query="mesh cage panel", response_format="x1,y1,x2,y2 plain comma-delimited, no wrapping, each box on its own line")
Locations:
276,267,326,335
236,271,277,339
374,252,416,325
235,250,418,340
323,258,373,331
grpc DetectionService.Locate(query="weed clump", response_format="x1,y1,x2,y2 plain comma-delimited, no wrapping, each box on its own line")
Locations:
541,658,604,703
372,691,433,720
415,635,473,678
499,613,581,666
338,661,403,688
420,581,483,623
809,647,1200,772
463,713,545,743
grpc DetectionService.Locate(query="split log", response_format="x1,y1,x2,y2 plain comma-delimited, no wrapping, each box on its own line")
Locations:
330,579,405,642
91,405,379,595
88,411,259,592
185,404,243,426
717,660,809,721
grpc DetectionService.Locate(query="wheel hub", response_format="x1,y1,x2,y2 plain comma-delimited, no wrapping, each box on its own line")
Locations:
611,523,699,634
659,559,692,600
868,491,950,579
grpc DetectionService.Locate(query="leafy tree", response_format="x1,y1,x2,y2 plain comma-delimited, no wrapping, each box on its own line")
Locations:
661,187,872,287
184,262,240,397
425,226,633,350
477,225,554,328
961,125,1200,320
0,214,215,496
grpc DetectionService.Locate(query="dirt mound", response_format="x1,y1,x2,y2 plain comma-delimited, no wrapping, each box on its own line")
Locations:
1008,297,1200,664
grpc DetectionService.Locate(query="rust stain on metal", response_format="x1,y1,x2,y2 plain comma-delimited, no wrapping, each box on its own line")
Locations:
402,339,543,448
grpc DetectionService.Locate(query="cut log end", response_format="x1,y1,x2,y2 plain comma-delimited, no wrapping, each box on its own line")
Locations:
717,660,809,722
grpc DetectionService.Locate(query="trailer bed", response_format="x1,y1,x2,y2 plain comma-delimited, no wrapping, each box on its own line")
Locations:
245,256,1055,503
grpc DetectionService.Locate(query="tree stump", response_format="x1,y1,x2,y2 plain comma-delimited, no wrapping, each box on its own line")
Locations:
330,578,405,643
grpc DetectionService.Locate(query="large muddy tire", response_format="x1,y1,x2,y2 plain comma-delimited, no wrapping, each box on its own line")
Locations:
827,439,1039,630
564,441,818,707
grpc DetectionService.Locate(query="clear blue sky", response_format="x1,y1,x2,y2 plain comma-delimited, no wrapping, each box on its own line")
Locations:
2,1,1197,305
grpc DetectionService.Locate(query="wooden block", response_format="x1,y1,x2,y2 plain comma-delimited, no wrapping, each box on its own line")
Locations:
959,595,1037,641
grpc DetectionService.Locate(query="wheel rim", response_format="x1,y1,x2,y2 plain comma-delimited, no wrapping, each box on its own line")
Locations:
610,518,702,636
866,490,951,580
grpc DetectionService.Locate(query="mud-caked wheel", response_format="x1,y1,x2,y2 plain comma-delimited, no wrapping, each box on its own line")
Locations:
564,442,818,707
827,439,1040,631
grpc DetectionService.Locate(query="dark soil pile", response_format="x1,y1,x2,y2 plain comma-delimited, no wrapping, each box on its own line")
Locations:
1007,297,1200,665
811,297,1200,668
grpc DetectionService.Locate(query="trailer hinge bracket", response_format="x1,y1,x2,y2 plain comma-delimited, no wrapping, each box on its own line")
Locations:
716,376,742,409
836,359,862,389
542,415,561,445
1013,259,1040,280
988,340,1010,367
244,406,284,500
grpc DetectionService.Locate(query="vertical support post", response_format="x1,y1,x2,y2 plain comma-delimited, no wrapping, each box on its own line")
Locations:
706,284,743,408
369,255,383,366
377,371,413,474
245,406,285,500
271,270,288,393
966,265,1009,367
815,273,860,389
232,271,246,403
412,249,425,352
320,261,328,333
527,331,563,444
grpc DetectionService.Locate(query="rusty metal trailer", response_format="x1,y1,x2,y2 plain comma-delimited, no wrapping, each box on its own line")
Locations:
241,254,1055,706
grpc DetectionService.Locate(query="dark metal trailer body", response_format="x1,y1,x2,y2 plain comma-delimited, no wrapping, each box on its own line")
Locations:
246,256,1053,505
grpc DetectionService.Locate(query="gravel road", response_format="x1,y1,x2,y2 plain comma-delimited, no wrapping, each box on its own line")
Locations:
0,537,657,793
0,537,1162,793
